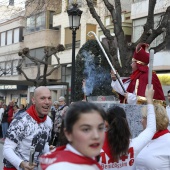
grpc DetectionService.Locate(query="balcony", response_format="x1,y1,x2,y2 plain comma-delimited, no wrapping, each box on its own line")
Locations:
24,29,61,49
0,65,61,82
0,42,24,56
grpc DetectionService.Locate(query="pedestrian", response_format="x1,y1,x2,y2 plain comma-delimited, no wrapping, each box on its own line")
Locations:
111,43,165,104
166,90,170,130
7,101,14,125
40,101,106,170
12,105,19,118
3,86,53,170
1,104,8,141
99,84,156,170
0,102,4,138
136,103,170,169
51,96,68,146
13,104,26,119
50,101,59,122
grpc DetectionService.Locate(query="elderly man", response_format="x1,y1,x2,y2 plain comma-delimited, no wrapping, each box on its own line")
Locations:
3,86,53,170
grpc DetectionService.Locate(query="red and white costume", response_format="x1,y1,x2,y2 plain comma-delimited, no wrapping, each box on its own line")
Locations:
99,104,156,170
40,144,102,170
136,129,170,170
111,44,165,104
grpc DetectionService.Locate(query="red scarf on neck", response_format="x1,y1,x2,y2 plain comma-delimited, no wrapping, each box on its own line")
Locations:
152,129,169,140
26,105,47,124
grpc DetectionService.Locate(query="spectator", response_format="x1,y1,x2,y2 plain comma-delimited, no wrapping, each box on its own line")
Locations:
1,104,8,141
136,104,170,169
52,96,69,146
166,90,170,130
3,86,53,170
12,105,19,118
99,85,156,170
13,104,26,119
111,43,165,104
40,101,106,170
0,102,4,138
50,101,59,122
7,101,14,125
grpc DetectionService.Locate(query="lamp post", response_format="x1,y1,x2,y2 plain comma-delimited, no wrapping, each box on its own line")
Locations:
67,3,82,102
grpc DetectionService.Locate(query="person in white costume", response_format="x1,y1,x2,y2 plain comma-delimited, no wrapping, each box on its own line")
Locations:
135,103,170,170
99,84,156,170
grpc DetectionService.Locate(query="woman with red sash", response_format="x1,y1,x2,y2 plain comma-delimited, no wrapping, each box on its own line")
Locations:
40,101,106,170
136,104,170,169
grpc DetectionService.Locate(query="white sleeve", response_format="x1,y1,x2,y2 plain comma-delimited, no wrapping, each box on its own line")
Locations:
127,93,137,104
131,104,156,156
3,138,23,170
111,80,126,96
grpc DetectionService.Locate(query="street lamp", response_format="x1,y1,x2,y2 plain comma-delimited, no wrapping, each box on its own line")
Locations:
67,3,82,102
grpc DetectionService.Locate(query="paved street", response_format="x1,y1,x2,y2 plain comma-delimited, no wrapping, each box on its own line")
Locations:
0,142,3,169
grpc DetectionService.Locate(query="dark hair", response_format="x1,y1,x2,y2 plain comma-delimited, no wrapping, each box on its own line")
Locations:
168,90,170,94
106,106,131,160
13,105,19,109
64,101,106,133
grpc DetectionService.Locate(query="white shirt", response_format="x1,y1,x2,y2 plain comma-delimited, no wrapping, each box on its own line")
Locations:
111,79,137,104
166,105,170,130
136,133,170,170
0,107,4,123
100,104,156,170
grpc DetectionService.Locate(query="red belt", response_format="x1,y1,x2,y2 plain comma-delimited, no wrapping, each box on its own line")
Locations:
3,167,17,170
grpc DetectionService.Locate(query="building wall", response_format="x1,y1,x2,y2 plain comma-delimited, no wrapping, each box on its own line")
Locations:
53,1,98,64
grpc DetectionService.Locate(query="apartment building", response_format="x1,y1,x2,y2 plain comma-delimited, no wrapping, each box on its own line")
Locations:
0,0,66,105
131,0,170,96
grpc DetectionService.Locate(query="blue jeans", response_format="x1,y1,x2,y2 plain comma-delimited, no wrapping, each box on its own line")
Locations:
1,122,8,138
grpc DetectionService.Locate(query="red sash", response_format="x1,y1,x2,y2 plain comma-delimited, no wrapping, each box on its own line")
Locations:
152,129,169,140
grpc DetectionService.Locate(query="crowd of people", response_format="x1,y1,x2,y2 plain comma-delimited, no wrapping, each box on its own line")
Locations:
0,101,27,141
1,43,170,170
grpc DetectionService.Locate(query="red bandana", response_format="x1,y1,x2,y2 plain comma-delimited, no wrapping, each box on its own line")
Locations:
26,105,47,124
152,129,169,140
40,145,103,170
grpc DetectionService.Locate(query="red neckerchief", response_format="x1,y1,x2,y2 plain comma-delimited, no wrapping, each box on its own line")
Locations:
152,129,169,140
26,105,47,124
40,145,102,170
130,70,141,80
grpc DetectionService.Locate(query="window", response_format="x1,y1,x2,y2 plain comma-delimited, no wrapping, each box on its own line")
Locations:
26,12,46,33
7,30,13,45
1,32,6,46
0,62,5,76
12,60,19,75
6,61,12,75
105,17,110,26
25,48,48,66
49,11,55,29
9,0,14,6
35,13,45,31
14,28,19,43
